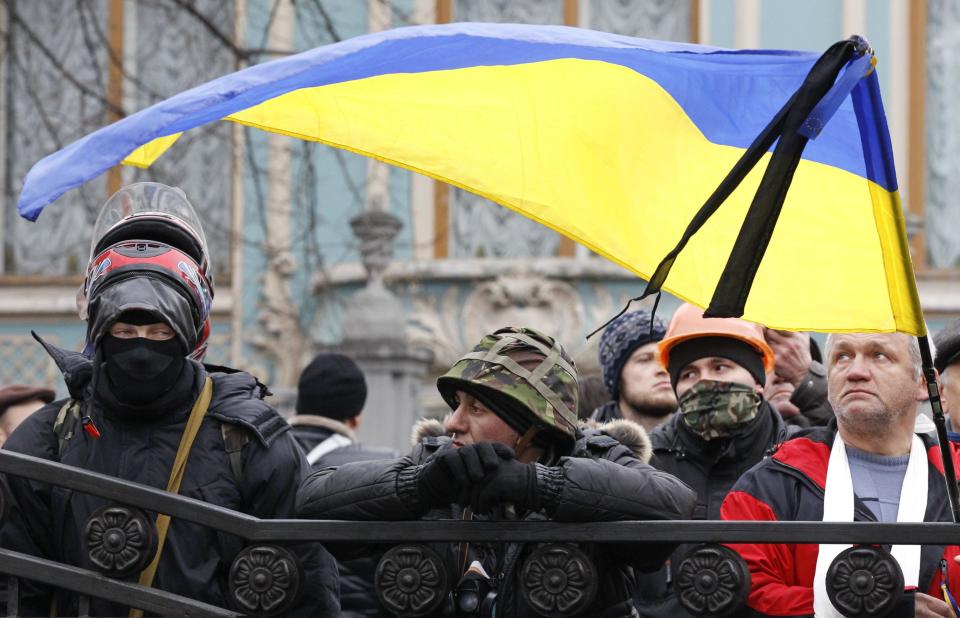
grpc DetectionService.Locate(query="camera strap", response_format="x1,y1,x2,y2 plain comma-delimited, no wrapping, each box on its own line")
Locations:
458,507,474,575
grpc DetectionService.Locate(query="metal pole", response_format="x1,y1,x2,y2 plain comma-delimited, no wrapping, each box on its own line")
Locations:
919,335,960,522
6,575,18,617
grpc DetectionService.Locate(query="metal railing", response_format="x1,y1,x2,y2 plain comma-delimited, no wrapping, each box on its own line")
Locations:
0,449,949,617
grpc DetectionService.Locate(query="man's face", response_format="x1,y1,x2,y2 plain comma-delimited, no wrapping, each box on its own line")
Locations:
943,364,960,423
444,390,520,448
764,372,800,418
826,333,923,427
675,356,760,400
109,321,175,341
619,342,677,415
0,399,47,448
764,372,794,405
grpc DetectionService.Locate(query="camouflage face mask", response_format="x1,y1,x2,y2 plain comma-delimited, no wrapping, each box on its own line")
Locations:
677,379,761,440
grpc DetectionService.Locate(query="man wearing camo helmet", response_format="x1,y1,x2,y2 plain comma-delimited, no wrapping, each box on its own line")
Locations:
297,327,695,617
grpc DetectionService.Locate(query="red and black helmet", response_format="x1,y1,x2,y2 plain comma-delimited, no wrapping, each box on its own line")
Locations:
89,182,212,279
81,183,215,360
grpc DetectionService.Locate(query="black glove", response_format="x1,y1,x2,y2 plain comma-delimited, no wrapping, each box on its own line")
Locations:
468,446,539,514
416,442,504,509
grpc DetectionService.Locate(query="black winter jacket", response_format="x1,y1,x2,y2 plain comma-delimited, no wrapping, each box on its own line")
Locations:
290,415,400,618
0,341,340,617
289,415,400,468
633,400,793,618
296,423,696,618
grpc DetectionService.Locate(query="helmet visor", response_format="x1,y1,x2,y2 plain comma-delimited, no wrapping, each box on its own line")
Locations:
91,182,210,278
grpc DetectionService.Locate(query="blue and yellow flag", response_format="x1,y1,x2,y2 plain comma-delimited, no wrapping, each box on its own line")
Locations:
16,23,922,335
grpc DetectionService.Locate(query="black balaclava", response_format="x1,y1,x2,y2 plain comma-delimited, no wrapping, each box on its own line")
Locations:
97,310,191,414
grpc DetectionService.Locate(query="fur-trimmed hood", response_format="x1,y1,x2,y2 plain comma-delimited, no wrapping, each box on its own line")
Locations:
411,416,653,463
579,418,652,463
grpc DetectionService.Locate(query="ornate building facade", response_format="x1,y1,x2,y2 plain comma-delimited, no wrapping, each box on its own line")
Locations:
0,0,955,450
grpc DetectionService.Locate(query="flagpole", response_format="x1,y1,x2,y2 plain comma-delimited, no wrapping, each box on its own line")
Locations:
918,336,960,523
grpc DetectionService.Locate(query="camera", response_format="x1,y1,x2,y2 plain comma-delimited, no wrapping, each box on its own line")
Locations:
445,561,498,617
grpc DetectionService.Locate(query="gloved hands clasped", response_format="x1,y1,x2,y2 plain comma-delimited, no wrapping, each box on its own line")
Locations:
415,443,540,514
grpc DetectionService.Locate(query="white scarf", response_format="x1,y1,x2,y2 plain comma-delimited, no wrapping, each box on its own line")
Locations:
813,433,927,617
305,433,354,465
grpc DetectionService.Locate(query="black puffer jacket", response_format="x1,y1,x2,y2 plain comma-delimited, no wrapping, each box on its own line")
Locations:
289,415,400,468
296,420,695,618
633,400,793,618
290,416,400,618
0,340,340,617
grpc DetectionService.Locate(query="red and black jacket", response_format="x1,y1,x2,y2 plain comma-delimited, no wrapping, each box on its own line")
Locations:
720,424,960,617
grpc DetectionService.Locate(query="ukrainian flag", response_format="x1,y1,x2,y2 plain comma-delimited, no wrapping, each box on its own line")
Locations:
16,23,921,335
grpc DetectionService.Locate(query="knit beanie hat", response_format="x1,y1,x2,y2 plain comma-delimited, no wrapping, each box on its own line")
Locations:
598,309,667,401
934,318,960,374
296,353,368,421
667,336,767,390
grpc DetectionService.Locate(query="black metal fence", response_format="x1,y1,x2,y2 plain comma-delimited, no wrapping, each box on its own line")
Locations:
1,449,954,617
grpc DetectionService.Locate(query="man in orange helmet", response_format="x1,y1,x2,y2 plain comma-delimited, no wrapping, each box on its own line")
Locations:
634,303,794,617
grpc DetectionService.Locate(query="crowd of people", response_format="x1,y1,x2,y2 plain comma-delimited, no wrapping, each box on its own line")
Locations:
3,182,960,617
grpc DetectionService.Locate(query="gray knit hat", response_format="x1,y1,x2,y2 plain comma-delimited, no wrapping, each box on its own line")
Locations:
934,318,960,375
598,309,667,400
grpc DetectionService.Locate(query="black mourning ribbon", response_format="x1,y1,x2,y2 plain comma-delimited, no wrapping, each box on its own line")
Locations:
586,37,868,339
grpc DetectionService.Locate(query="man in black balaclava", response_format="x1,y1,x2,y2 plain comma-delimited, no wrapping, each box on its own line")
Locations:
97,309,191,413
1,257,340,615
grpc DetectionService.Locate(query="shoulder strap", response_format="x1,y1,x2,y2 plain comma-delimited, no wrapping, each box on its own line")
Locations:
53,399,81,458
130,377,213,618
220,422,251,481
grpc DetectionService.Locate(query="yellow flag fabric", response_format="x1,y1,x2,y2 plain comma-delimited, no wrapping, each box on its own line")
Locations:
17,24,923,334
121,133,182,169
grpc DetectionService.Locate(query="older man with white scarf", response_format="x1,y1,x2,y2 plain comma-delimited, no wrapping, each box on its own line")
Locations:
721,332,960,618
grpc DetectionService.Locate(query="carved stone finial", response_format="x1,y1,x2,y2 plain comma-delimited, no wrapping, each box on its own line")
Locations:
375,545,448,617
84,506,157,578
675,544,750,617
520,544,598,617
350,210,403,285
229,545,302,617
342,211,407,344
826,546,903,617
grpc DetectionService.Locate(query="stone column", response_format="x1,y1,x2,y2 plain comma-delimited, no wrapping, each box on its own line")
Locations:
333,211,433,452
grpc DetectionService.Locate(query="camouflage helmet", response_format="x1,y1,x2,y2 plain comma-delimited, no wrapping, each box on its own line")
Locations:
437,327,579,445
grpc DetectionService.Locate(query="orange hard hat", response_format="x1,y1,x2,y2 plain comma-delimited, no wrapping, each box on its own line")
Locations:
658,303,775,374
